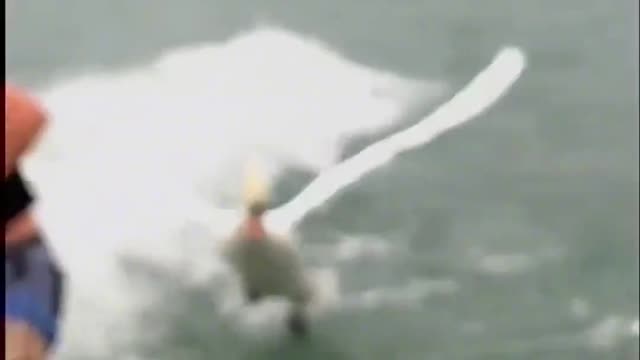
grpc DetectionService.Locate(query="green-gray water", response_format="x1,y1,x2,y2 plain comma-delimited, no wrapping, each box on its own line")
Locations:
7,1,638,359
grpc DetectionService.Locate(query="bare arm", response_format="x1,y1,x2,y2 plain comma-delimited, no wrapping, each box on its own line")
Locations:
5,85,47,177
5,210,37,247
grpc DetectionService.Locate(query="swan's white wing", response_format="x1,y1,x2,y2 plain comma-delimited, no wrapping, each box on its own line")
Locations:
267,47,526,232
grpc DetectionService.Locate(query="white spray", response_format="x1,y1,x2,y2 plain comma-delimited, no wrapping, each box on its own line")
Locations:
20,27,442,356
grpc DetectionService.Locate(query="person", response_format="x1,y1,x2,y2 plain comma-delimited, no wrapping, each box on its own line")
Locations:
5,84,65,359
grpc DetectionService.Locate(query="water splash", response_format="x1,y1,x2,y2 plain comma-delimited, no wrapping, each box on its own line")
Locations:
20,27,441,357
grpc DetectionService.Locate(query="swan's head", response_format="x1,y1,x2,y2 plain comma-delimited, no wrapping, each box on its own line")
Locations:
243,157,271,217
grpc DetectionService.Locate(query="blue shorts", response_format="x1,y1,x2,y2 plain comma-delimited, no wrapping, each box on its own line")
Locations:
5,236,64,347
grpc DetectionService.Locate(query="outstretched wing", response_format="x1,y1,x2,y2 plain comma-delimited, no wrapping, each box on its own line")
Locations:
267,47,526,232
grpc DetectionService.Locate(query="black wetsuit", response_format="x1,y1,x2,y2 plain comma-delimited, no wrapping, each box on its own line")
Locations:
5,171,64,347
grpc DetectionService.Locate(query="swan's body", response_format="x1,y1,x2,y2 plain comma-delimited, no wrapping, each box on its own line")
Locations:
216,47,527,336
222,227,311,304
218,160,314,335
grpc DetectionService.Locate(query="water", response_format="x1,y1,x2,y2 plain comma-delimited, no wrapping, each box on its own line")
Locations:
6,1,638,359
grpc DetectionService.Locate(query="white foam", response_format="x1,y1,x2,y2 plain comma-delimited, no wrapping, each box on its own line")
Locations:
20,27,439,356
569,297,592,320
341,278,459,310
334,234,394,262
585,315,640,349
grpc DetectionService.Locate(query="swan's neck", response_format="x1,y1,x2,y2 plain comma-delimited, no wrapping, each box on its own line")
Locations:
245,216,266,241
